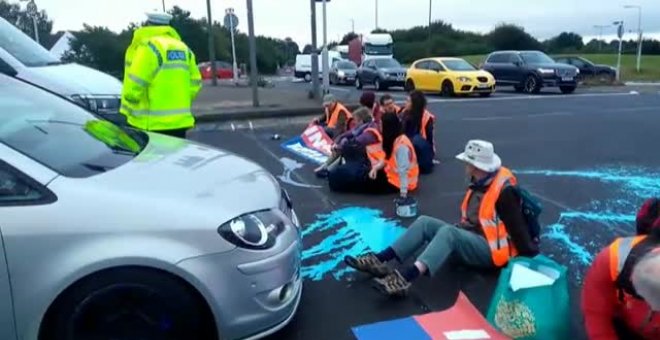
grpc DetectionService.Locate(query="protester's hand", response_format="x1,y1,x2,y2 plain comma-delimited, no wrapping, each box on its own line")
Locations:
369,168,378,180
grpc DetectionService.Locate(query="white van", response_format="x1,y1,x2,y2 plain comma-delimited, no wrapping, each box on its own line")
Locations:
0,17,122,122
294,51,342,82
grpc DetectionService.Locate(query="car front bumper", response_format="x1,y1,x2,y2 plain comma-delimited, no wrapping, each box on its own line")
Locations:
454,80,496,94
177,225,302,340
540,74,578,87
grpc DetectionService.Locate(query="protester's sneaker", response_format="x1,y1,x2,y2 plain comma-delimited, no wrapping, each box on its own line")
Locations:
373,270,411,297
344,253,391,278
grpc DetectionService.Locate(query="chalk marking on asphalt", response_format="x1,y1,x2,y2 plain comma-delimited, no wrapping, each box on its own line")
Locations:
278,157,322,189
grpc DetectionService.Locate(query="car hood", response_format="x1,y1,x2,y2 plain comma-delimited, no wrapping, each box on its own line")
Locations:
528,63,576,71
47,133,281,227
450,69,493,77
378,67,406,73
18,63,122,96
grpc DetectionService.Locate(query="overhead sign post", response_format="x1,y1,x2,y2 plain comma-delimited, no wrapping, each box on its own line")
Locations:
20,0,39,44
224,9,240,82
614,21,624,82
321,0,329,94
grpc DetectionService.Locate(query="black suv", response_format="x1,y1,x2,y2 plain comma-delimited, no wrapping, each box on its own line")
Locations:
554,56,616,83
482,51,579,94
356,58,407,91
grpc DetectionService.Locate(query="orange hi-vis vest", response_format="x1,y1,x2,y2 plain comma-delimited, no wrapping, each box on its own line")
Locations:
608,235,648,282
420,110,435,140
325,102,352,129
364,128,386,167
385,135,419,191
460,167,518,267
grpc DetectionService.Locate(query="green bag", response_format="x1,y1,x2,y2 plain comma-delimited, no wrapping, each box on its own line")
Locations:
486,255,570,340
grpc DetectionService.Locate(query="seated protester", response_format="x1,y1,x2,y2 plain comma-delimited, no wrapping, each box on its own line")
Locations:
401,90,436,174
360,91,382,124
327,112,418,196
315,108,374,177
311,94,352,138
344,140,539,296
380,94,402,116
582,198,660,340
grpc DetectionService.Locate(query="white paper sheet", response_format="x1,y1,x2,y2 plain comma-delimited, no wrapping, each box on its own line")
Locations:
444,329,491,339
509,263,558,292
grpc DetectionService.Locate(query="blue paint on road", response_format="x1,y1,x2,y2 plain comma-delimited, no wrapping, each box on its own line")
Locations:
301,207,405,281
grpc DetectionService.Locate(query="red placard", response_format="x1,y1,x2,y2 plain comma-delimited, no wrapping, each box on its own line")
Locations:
301,125,334,156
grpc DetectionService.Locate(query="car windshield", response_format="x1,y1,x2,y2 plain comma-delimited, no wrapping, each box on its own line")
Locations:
364,44,393,55
337,61,357,69
0,77,148,178
520,52,555,64
0,17,60,67
442,59,477,71
374,59,401,68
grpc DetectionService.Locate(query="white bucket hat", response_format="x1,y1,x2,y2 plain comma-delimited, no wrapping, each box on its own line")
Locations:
455,140,502,173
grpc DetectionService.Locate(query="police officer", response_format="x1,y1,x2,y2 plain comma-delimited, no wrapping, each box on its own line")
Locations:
120,11,202,138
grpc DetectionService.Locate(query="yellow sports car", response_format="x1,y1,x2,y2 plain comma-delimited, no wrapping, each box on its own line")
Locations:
405,57,496,97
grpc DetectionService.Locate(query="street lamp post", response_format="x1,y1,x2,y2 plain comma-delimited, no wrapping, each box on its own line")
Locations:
161,0,166,11
226,8,239,83
20,0,39,44
375,0,379,30
613,21,624,82
321,0,329,94
247,0,259,107
428,0,433,54
624,5,642,72
350,19,355,33
205,0,217,86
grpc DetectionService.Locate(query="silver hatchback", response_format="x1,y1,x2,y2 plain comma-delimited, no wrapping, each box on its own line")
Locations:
0,75,302,340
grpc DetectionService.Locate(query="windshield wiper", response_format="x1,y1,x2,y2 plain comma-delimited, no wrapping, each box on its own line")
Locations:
82,163,111,173
45,61,65,66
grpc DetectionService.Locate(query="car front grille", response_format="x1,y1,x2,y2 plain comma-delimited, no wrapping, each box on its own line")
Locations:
477,77,488,83
557,69,575,77
389,73,405,78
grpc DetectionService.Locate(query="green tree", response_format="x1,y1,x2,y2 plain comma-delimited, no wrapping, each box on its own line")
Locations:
0,0,55,48
302,44,313,54
487,24,542,51
62,25,130,79
340,32,359,45
545,32,584,53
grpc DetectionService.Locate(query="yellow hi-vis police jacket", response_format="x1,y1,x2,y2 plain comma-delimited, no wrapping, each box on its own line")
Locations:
120,26,202,132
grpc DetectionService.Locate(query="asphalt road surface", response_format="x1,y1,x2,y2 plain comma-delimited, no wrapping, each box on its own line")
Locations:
190,90,660,340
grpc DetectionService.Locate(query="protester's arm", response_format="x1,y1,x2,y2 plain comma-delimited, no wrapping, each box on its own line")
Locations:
426,118,435,153
394,146,411,197
335,110,348,134
496,187,539,257
122,42,159,104
188,49,203,101
582,248,620,340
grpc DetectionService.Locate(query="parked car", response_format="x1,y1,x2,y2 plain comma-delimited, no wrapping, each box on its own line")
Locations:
356,58,406,91
482,51,579,94
329,60,358,85
554,56,616,83
405,57,496,97
0,16,122,123
294,52,341,82
198,61,236,80
0,74,302,340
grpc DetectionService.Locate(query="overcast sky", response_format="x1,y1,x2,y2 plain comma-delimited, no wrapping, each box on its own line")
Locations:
34,0,660,46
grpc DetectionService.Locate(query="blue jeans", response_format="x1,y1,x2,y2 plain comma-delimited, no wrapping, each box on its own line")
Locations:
412,135,434,174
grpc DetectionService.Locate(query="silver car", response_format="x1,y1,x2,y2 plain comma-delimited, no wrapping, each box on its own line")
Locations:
0,74,302,340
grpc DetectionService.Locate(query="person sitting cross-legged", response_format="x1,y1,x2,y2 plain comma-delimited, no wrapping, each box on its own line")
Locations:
344,140,539,296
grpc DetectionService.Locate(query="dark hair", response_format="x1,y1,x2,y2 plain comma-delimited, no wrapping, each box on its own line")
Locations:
637,198,660,235
408,90,427,130
381,112,403,159
360,91,376,108
380,94,394,105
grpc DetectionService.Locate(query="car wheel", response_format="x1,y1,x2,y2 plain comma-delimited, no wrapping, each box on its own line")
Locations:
304,73,312,82
356,77,363,89
523,75,541,94
560,86,576,94
598,71,615,84
404,79,415,92
374,78,382,91
39,267,217,340
441,80,455,97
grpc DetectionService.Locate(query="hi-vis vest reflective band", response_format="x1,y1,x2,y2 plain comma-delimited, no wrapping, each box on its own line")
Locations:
460,167,518,267
365,128,385,167
420,110,435,140
325,103,352,129
121,35,201,132
385,135,419,191
608,235,647,281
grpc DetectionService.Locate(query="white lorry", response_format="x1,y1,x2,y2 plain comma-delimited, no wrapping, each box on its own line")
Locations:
361,33,394,62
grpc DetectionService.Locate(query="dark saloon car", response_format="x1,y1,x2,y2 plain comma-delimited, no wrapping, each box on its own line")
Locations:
356,58,406,91
482,51,580,94
554,56,616,83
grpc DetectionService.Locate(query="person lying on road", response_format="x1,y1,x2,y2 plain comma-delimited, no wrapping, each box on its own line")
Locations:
345,140,539,296
315,108,375,178
400,91,436,174
311,94,352,138
582,198,660,340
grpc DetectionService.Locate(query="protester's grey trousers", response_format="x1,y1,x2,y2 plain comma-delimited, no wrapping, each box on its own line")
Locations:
390,215,495,275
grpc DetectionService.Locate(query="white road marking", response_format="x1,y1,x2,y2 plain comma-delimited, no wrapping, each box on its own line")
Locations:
462,111,572,121
426,91,635,104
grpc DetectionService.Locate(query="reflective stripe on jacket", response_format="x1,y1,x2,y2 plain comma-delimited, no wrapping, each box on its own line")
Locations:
460,167,518,267
420,110,435,140
385,135,419,191
325,103,352,129
364,127,385,167
121,29,202,132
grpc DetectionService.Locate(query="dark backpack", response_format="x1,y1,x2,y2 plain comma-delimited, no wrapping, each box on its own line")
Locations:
511,185,543,243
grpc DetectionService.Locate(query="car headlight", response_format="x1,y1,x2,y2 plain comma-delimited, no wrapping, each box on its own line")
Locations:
575,68,580,74
71,95,121,114
338,70,345,77
537,68,555,74
457,76,472,82
218,210,288,250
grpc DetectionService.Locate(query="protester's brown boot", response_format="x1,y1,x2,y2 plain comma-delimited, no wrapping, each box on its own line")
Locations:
344,253,392,278
373,270,411,297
